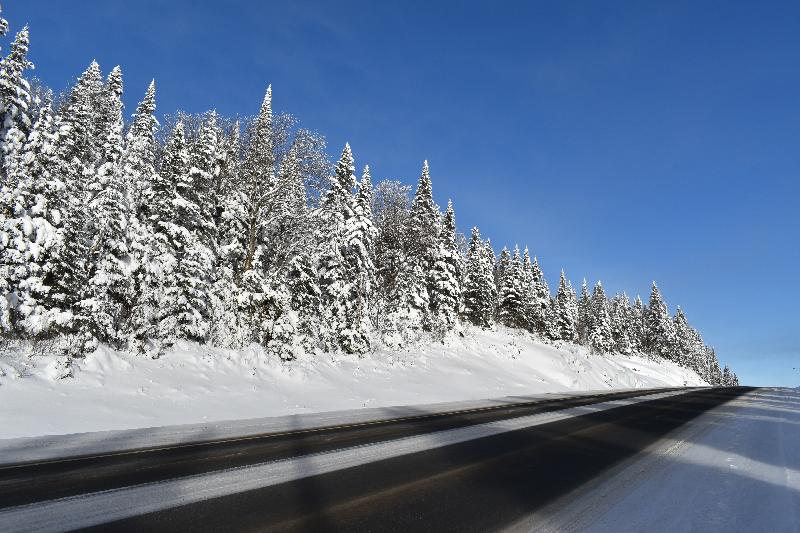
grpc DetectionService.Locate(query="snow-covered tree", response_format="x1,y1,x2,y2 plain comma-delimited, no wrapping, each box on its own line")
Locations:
609,293,633,354
2,99,62,336
284,253,321,355
126,80,158,215
0,6,739,380
576,279,591,345
629,295,646,352
672,307,694,368
371,179,411,327
0,24,35,333
318,143,371,353
0,5,8,44
79,65,134,350
39,61,107,349
588,281,613,353
526,253,550,334
0,25,33,157
548,270,577,341
387,160,440,335
498,245,527,328
483,238,498,315
462,227,494,328
428,199,462,333
644,281,675,359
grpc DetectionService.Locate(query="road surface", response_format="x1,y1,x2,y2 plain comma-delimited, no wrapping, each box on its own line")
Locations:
3,386,793,532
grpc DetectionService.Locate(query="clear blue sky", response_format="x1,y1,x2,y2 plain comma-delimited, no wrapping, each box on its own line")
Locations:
7,1,799,386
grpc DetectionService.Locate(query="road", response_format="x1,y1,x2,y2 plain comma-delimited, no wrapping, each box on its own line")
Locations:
1,386,783,532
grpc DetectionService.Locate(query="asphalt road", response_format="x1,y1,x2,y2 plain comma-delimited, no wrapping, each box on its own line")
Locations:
61,387,748,532
0,388,679,509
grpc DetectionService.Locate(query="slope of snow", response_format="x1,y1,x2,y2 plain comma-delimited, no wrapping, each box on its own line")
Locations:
0,326,706,439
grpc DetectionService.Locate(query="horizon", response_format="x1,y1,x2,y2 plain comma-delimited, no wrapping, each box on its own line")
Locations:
7,0,798,386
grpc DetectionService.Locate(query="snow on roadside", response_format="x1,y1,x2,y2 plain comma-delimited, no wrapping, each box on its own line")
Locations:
0,326,706,439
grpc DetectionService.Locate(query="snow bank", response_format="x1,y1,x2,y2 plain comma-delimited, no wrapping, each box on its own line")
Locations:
0,326,705,439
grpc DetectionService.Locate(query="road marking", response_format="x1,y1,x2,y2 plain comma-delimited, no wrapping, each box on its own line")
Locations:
0,388,679,470
0,389,696,533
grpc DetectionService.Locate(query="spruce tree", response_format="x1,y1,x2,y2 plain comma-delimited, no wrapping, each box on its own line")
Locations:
147,121,190,345
644,281,675,359
44,62,106,348
79,65,133,349
285,253,321,355
588,281,614,353
483,238,498,316
126,80,158,215
576,279,592,345
548,270,577,341
498,245,527,328
0,5,8,43
527,255,550,333
3,100,61,335
390,160,440,333
240,85,275,274
318,144,371,353
610,293,633,354
0,25,33,152
0,25,34,333
630,295,646,352
462,227,494,328
428,199,462,333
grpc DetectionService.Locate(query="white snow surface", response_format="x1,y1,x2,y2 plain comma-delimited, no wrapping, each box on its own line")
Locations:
0,326,706,440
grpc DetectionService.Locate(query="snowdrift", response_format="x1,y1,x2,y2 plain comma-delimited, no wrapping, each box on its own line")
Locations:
0,326,706,439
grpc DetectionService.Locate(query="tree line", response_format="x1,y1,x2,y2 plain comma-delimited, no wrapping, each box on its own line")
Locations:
0,11,738,386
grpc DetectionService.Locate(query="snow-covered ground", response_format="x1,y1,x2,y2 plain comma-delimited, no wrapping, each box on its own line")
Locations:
0,326,705,439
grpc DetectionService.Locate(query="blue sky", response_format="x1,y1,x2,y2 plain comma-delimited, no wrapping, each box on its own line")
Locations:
7,1,799,386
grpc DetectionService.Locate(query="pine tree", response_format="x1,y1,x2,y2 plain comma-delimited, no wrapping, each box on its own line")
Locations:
644,281,675,359
610,293,633,354
164,113,221,343
390,160,440,334
588,281,614,353
629,295,646,352
527,254,550,333
145,121,190,345
407,160,440,265
498,245,527,328
462,227,494,328
187,113,219,249
0,25,35,333
318,144,371,353
427,199,461,333
79,65,133,350
285,253,321,355
672,306,694,368
483,238,498,316
496,246,511,291
548,270,577,341
240,85,275,274
126,80,158,214
4,99,62,336
0,25,33,154
42,62,106,349
721,365,731,386
566,280,580,335
0,5,8,44
576,279,592,344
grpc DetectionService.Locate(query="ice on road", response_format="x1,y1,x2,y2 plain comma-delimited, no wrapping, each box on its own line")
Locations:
536,388,800,533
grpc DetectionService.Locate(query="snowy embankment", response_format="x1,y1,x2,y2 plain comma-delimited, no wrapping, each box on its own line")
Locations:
0,326,705,440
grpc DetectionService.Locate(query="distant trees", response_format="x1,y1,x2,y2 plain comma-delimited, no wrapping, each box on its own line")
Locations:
0,10,736,386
